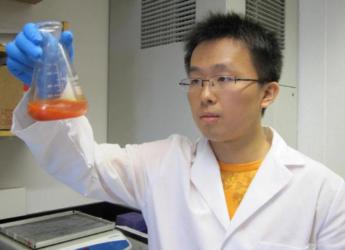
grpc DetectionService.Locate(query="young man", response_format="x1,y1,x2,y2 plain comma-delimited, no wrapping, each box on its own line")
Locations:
7,13,345,250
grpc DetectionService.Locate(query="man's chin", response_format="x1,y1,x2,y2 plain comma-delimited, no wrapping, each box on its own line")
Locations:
201,132,226,143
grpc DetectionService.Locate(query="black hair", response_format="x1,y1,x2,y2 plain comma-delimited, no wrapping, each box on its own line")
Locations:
184,12,283,83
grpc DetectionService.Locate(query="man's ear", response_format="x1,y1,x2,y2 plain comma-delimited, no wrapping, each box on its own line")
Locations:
261,82,280,109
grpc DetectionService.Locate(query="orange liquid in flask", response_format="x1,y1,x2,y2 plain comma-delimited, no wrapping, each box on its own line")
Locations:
28,99,87,121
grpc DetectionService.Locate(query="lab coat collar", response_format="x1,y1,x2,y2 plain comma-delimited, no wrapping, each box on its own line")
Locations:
191,128,306,237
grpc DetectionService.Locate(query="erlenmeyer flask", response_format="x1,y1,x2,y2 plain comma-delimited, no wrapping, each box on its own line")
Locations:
28,21,87,121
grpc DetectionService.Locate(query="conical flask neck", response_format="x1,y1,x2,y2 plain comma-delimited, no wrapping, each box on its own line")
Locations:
36,21,62,39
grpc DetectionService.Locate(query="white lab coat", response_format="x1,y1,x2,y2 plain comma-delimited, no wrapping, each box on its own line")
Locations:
12,95,345,250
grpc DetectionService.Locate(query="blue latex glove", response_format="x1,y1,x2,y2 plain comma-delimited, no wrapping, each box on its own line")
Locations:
5,22,74,85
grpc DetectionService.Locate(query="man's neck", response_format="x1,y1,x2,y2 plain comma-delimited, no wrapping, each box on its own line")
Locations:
210,127,272,164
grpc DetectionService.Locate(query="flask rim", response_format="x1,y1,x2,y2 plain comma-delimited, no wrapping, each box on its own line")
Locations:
36,21,62,32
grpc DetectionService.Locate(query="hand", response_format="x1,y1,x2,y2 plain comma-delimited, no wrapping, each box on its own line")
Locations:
5,23,74,85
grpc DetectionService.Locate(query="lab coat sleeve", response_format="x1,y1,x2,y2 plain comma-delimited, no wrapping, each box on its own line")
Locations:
11,93,154,210
317,179,345,250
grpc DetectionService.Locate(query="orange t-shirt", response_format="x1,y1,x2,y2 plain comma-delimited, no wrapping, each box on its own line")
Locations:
219,159,263,218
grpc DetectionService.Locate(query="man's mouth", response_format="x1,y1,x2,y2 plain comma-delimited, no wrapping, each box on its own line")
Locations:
199,113,220,123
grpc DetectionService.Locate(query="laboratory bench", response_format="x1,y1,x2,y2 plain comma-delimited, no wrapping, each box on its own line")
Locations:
0,202,148,250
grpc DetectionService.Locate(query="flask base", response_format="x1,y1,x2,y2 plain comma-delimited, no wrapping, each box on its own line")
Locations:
28,99,87,121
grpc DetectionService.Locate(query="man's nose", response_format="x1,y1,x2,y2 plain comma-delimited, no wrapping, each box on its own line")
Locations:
200,80,217,105
201,79,215,88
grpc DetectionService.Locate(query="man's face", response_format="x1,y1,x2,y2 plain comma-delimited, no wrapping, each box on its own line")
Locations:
188,38,270,143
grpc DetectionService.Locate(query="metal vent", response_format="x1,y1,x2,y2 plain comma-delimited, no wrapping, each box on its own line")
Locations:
141,0,196,49
246,0,285,50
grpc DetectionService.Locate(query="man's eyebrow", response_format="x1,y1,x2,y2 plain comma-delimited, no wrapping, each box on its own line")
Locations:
188,64,235,74
212,63,234,72
188,66,202,74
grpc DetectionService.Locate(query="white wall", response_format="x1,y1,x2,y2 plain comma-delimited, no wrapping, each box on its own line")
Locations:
0,0,109,216
299,0,345,177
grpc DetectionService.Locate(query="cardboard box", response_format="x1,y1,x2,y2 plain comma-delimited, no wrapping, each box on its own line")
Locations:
0,65,24,129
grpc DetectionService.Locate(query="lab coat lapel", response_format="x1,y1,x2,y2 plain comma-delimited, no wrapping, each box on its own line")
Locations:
226,156,292,237
191,138,230,230
225,130,294,237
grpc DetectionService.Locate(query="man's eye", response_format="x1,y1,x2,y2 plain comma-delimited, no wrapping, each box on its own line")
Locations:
217,76,234,83
190,79,201,85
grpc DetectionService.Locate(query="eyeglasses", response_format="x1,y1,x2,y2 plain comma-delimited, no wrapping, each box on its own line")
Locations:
178,75,264,92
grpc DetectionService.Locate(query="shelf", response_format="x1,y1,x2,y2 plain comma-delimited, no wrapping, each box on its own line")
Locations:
0,29,19,35
0,130,13,137
14,0,43,4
